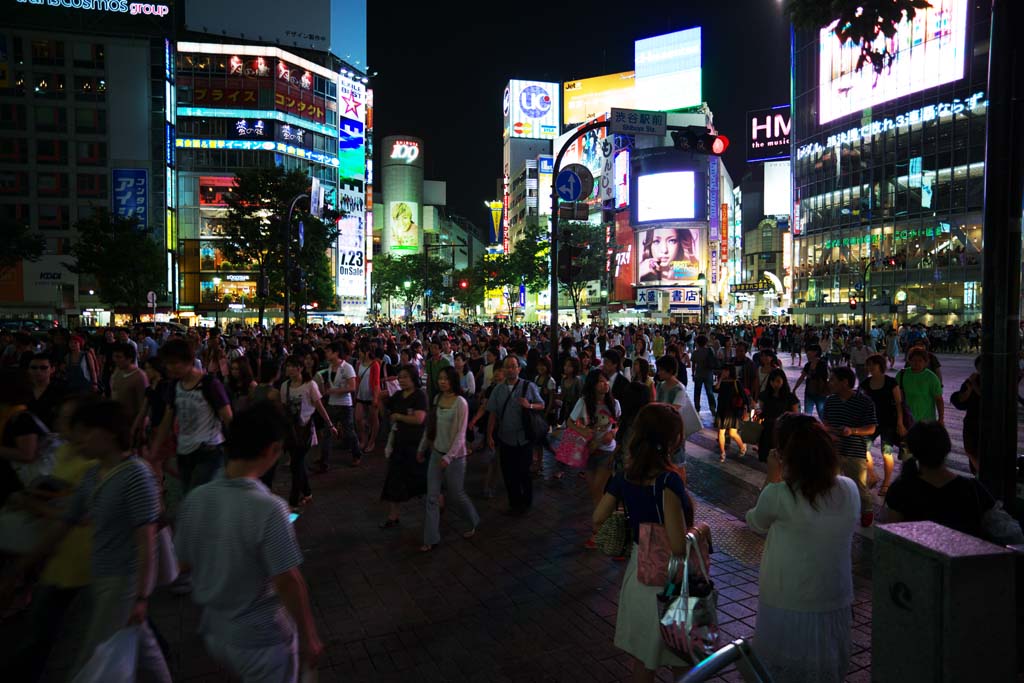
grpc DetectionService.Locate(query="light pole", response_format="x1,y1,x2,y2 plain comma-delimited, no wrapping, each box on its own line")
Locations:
283,192,309,341
212,277,221,329
697,273,707,326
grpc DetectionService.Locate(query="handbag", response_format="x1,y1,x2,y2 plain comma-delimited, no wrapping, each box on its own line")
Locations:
384,376,401,396
657,529,719,664
519,381,548,445
738,417,763,444
554,428,589,469
594,509,629,557
636,473,682,586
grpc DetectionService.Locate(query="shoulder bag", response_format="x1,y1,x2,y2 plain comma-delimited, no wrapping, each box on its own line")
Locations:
637,473,682,586
657,526,719,664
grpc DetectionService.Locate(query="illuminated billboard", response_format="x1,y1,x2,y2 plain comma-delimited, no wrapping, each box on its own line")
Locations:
819,0,968,124
636,226,704,285
504,80,560,140
337,214,366,305
388,201,419,253
563,72,635,126
612,212,635,300
636,172,696,223
634,27,702,112
537,155,553,217
554,114,608,179
747,106,791,162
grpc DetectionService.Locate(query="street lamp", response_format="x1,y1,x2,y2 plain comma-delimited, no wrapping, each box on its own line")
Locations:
212,277,221,329
697,273,707,326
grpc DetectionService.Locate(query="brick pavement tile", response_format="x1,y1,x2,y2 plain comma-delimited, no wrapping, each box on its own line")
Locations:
845,668,873,683
850,649,872,669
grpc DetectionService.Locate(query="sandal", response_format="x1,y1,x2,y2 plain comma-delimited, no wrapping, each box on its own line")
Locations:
462,528,477,539
719,451,726,463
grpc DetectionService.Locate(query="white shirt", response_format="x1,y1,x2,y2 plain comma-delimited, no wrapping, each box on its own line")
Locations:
570,397,621,453
321,360,356,407
280,379,322,426
746,477,859,612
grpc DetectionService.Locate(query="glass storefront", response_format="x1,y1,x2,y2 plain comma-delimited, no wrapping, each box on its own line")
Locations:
790,2,990,324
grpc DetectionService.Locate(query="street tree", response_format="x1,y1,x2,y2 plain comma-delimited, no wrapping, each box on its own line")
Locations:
69,208,164,322
557,220,614,324
483,219,549,320
451,266,484,316
0,219,45,280
369,252,451,319
221,166,337,328
786,0,933,74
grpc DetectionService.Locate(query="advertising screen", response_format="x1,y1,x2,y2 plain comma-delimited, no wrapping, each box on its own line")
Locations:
763,160,792,216
612,212,635,300
337,214,365,303
537,155,553,217
635,225,704,285
634,27,702,112
388,201,419,253
747,105,791,162
636,171,696,223
505,80,560,140
554,115,607,179
563,71,636,126
338,117,365,183
614,149,630,209
819,0,968,124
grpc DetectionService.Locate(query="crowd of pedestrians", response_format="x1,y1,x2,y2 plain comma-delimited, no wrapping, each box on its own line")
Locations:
0,317,1020,682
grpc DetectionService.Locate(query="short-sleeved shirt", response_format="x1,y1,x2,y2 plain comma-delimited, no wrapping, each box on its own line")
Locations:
175,376,230,454
486,379,543,447
862,376,899,437
386,389,428,450
320,361,356,407
570,397,622,452
823,392,878,459
64,457,160,578
801,359,830,395
898,369,942,422
605,470,692,543
175,477,303,646
885,475,994,539
281,379,322,426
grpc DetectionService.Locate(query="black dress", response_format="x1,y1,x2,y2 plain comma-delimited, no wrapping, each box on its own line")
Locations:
714,379,747,430
757,389,799,461
381,389,429,503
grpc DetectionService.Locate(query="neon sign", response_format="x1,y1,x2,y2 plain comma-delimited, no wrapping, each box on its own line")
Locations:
177,107,336,137
16,0,170,16
797,93,987,160
175,138,339,167
389,140,420,163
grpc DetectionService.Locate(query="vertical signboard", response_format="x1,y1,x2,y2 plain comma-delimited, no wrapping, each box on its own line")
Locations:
112,169,148,227
720,210,729,262
708,157,719,241
612,212,635,301
720,204,729,262
487,201,503,244
505,79,560,140
337,214,366,304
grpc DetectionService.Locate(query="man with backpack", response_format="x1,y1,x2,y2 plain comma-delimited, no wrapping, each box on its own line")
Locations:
151,339,233,494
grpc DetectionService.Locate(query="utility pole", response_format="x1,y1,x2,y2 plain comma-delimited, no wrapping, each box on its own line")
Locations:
979,0,1024,505
283,193,308,342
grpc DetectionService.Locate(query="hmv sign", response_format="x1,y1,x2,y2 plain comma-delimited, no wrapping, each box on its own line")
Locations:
746,105,791,162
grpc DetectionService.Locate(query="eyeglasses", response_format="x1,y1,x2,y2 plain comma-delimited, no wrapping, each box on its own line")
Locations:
29,365,51,371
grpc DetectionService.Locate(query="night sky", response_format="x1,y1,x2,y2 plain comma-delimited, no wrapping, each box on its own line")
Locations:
367,0,791,238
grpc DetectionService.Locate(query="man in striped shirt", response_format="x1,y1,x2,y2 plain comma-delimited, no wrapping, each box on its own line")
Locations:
823,366,879,527
175,402,322,682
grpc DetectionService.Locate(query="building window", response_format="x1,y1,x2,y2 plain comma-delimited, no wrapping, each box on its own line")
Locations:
33,74,66,98
0,203,30,224
0,171,28,195
74,76,106,101
35,106,67,132
38,204,69,230
31,40,65,66
37,172,69,197
75,108,106,134
72,42,105,69
36,139,68,164
76,141,106,165
0,104,26,130
0,138,28,163
76,173,107,198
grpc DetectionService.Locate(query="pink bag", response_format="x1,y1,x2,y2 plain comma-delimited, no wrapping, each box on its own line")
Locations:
637,473,682,586
554,428,589,468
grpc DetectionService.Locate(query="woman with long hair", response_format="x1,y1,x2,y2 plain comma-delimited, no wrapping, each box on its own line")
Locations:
379,365,428,528
558,356,583,428
354,342,381,453
755,368,799,461
638,228,698,283
569,369,621,510
279,356,336,511
747,413,858,682
631,357,656,402
592,403,695,682
64,334,99,395
417,366,479,552
226,357,256,413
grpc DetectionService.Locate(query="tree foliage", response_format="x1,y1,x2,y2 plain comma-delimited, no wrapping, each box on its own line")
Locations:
558,220,614,324
0,219,45,279
483,219,550,319
370,252,452,319
451,266,484,314
221,166,337,327
787,0,933,75
69,208,164,321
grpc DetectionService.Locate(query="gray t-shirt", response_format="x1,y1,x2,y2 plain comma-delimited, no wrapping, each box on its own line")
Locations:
65,457,160,579
175,377,228,454
486,379,543,447
174,477,304,647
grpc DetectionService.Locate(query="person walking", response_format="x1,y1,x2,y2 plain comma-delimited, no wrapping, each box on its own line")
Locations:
379,365,429,529
713,365,748,461
592,403,695,683
486,356,544,516
568,368,621,512
280,356,336,512
354,342,381,454
174,402,322,683
896,347,945,446
747,413,859,683
755,368,799,461
417,366,479,552
317,341,362,470
63,334,99,395
862,354,903,495
822,367,879,527
690,334,718,415
949,355,981,474
792,344,829,417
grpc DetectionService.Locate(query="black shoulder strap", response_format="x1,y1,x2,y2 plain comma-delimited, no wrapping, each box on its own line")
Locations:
498,379,520,421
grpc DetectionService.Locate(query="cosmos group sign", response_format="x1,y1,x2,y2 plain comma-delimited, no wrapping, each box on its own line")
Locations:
504,79,560,140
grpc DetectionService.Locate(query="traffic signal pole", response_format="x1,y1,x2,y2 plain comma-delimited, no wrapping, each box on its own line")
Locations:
283,193,309,342
550,120,609,348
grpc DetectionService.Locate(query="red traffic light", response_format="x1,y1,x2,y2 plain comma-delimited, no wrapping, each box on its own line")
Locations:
849,297,858,310
709,134,729,155
459,280,469,289
672,128,730,156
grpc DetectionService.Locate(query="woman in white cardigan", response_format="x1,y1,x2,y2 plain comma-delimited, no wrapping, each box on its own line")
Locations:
746,413,859,683
418,365,479,552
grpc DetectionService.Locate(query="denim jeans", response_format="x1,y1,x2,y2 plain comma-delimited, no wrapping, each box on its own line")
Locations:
424,451,479,546
804,393,827,418
178,444,225,495
322,404,361,465
692,372,717,413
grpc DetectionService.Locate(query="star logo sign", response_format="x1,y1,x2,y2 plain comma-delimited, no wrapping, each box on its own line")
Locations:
341,92,361,117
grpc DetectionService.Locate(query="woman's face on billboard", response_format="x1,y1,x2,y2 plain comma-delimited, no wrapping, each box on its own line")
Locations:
648,229,679,265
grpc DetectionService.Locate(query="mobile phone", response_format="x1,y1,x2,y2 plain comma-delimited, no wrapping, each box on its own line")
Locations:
288,512,300,524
